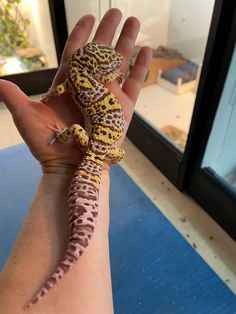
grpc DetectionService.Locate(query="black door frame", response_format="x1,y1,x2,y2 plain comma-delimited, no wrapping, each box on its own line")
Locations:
179,0,236,189
182,1,236,240
128,0,236,239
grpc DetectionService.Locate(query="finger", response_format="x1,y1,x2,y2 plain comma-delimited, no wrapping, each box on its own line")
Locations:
115,17,140,74
61,15,95,64
53,15,95,87
122,46,152,104
93,8,122,45
0,80,30,115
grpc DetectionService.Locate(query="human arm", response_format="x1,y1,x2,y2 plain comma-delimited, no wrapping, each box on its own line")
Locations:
0,8,152,313
0,170,113,314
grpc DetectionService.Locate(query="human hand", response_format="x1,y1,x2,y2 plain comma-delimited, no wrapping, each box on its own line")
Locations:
0,9,152,172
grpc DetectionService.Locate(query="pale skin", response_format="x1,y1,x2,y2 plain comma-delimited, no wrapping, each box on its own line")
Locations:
0,8,152,314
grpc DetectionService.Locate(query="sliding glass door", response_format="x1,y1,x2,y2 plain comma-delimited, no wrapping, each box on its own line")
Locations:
183,1,236,239
126,0,218,184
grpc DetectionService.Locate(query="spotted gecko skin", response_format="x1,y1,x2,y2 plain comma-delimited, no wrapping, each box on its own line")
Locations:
26,42,125,308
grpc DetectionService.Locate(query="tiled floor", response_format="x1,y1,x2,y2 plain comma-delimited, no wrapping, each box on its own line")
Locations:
1,97,236,296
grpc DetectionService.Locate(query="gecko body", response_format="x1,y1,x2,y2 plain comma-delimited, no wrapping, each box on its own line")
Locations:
26,42,125,307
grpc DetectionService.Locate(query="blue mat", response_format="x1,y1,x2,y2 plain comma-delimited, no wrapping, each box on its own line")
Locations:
1,144,236,314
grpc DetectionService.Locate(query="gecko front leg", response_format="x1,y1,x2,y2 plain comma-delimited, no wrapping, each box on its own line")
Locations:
48,123,89,149
41,82,67,103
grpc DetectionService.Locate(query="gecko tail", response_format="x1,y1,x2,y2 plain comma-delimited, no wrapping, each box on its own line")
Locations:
25,250,77,308
26,153,104,308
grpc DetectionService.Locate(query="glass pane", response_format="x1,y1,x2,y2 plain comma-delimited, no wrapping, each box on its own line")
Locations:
0,0,58,76
112,0,215,152
202,44,236,192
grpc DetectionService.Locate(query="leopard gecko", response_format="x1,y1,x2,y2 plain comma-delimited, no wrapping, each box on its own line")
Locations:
26,42,125,308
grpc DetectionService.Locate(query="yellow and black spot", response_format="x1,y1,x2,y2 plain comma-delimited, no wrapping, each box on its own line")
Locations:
91,125,122,145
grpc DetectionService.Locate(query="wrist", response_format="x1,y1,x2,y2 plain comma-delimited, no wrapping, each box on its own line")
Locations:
41,162,111,175
41,164,77,176
40,162,111,230
40,164,111,212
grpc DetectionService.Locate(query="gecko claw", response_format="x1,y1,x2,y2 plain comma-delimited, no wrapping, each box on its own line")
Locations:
48,124,67,146
49,137,57,146
41,93,51,104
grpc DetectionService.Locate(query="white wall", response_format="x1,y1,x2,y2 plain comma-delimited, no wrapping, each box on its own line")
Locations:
167,0,215,62
64,0,101,41
64,0,216,60
64,0,171,49
111,0,171,48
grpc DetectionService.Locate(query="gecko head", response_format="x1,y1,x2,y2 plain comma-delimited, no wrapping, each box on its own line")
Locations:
84,42,123,75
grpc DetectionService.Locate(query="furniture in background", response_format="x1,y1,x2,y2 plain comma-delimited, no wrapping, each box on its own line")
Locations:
143,56,187,88
131,46,201,94
128,46,187,88
157,61,202,95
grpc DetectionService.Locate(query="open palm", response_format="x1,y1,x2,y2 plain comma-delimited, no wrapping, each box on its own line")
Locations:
0,9,152,171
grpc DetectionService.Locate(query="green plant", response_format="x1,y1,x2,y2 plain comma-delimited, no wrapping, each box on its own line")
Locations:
0,0,30,57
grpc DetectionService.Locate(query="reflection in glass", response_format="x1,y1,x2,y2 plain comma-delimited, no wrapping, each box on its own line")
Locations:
112,0,215,151
0,0,57,76
202,45,236,192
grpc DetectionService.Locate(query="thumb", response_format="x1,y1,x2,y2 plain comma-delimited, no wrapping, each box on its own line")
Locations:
0,80,30,115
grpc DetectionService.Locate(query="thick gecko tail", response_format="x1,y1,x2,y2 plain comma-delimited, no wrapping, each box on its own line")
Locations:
26,151,104,308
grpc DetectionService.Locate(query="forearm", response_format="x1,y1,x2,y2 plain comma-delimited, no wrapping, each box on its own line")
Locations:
0,169,113,314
